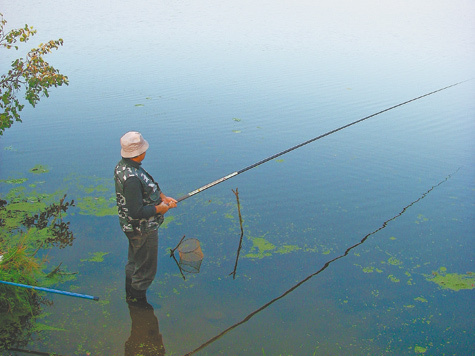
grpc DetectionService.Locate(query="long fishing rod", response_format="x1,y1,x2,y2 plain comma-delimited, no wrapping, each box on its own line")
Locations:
176,81,467,203
0,280,99,301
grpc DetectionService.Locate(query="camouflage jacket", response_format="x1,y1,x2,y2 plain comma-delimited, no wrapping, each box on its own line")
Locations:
114,158,164,233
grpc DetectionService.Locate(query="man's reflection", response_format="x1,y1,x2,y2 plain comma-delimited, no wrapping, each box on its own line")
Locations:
125,301,165,356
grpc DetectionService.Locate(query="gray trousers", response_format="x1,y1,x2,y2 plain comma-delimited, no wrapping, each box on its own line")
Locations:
125,229,159,292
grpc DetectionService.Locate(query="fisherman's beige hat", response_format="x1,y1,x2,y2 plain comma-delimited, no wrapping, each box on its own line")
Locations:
120,131,149,158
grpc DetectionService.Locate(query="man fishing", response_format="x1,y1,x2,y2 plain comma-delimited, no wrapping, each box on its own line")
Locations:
114,131,177,304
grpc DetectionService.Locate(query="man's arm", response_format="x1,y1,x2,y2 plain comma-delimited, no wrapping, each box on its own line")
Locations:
123,177,156,219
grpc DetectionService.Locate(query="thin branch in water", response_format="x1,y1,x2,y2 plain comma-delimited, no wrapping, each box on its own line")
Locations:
229,188,244,279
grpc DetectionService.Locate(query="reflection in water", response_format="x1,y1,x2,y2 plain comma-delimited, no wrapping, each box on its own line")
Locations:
230,188,244,279
125,301,165,356
183,170,458,355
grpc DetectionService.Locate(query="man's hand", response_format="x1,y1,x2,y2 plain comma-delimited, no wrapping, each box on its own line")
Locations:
155,194,178,214
161,195,177,208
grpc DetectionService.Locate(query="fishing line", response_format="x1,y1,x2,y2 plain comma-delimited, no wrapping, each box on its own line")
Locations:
181,168,460,356
177,80,468,203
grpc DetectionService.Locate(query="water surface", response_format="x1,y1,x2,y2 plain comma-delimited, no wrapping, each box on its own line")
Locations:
1,1,474,355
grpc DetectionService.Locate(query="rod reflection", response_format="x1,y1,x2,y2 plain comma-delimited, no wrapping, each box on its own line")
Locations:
182,169,459,355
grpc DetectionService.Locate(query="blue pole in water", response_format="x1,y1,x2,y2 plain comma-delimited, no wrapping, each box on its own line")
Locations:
0,280,99,301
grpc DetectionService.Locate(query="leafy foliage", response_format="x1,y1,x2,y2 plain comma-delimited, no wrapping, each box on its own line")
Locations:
0,185,75,350
0,13,68,135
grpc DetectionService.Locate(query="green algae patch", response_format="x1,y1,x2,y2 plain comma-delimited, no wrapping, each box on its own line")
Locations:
414,296,428,303
62,175,118,217
0,178,28,184
414,345,427,354
388,275,400,283
0,188,59,232
76,196,117,217
276,244,300,255
415,214,429,224
33,323,66,332
161,215,175,229
425,268,475,291
80,252,109,263
244,236,276,259
387,257,402,266
29,164,49,174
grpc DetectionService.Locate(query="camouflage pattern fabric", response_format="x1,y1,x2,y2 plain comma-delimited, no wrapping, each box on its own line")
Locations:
114,159,164,233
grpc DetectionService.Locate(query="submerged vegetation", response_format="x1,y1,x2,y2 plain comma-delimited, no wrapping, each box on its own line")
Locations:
0,171,76,350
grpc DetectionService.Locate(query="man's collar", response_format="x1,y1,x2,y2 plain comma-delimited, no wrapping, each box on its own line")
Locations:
122,158,141,168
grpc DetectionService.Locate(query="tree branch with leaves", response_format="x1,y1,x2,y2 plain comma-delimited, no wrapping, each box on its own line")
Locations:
0,13,69,135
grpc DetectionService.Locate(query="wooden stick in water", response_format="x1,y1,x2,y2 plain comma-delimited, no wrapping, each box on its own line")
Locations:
230,188,244,279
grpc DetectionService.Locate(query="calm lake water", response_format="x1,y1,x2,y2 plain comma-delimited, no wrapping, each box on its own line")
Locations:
1,1,474,355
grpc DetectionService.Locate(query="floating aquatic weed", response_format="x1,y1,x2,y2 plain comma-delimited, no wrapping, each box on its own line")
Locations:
76,196,117,216
161,215,175,229
80,252,109,263
232,130,241,134
135,103,144,107
29,164,49,174
388,275,400,283
425,267,475,291
232,118,241,122
415,214,429,224
387,256,402,266
63,175,117,217
414,345,427,354
33,323,66,332
414,296,428,303
0,178,28,184
244,236,276,259
275,244,300,254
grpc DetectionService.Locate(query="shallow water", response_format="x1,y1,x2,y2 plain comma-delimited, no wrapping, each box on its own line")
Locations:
1,1,474,355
